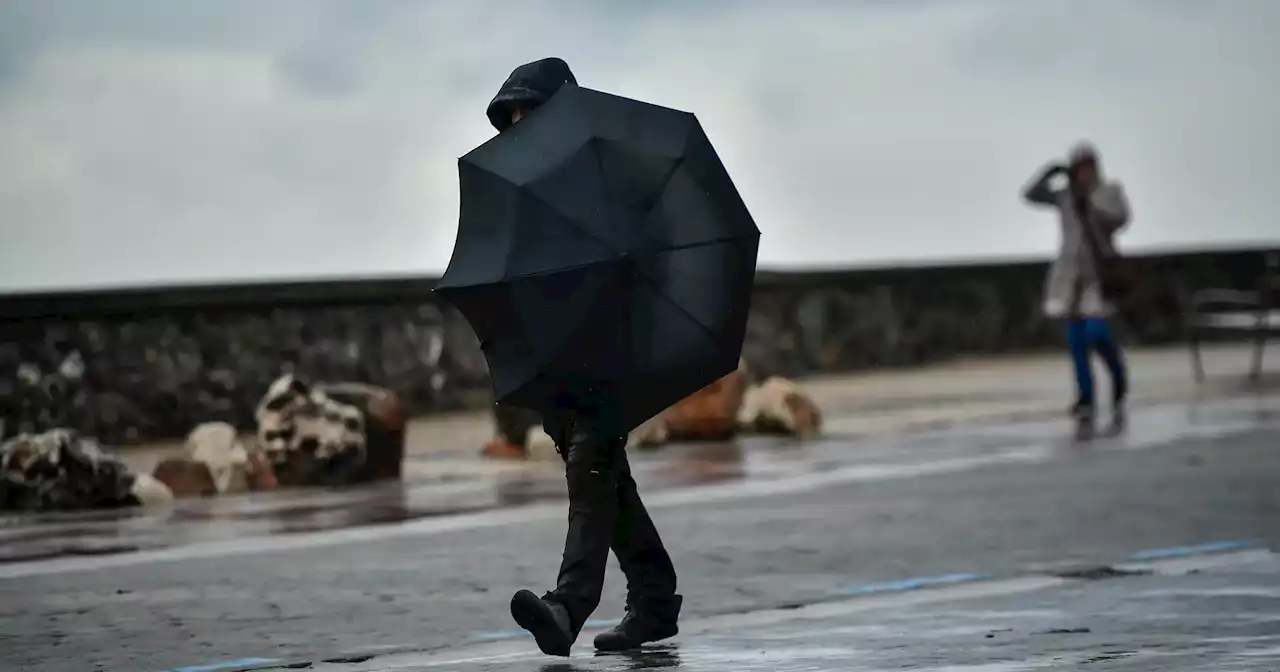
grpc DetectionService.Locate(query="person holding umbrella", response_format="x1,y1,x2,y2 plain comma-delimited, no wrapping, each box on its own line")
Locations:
475,57,684,656
1021,141,1131,436
439,57,758,657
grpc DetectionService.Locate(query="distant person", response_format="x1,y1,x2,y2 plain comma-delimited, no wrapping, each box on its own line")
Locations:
1021,142,1131,435
484,57,682,657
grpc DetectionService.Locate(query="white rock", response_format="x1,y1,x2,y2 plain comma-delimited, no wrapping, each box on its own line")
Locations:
185,421,251,494
628,414,670,449
737,377,823,438
130,473,174,506
525,426,560,461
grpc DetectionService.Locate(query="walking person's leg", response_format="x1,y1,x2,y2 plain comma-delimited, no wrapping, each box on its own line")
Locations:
594,453,681,651
1084,317,1128,430
510,411,626,656
1066,316,1096,420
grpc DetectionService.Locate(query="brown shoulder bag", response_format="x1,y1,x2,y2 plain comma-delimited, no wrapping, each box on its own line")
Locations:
1075,195,1136,301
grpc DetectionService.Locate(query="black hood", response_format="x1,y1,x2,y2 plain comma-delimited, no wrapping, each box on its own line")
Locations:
486,57,577,132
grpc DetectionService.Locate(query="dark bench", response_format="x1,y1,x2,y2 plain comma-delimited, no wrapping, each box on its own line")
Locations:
1186,252,1279,382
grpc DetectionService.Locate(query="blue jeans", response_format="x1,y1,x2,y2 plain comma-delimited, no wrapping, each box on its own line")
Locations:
1066,317,1128,407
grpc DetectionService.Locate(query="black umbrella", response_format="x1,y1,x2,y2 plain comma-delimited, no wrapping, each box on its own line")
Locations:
435,84,760,432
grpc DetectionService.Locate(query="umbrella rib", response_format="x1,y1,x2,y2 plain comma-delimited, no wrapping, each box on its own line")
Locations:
489,257,623,285
629,232,761,348
588,139,617,247
589,140,686,246
651,234,759,255
679,128,759,240
468,161,625,280
629,261,720,347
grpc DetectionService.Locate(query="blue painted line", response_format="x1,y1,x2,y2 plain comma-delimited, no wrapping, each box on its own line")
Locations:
167,658,281,672
833,572,989,597
1126,539,1263,562
474,617,619,641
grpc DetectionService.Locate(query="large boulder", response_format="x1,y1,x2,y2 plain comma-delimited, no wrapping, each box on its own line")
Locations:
737,377,823,438
628,414,670,450
151,457,218,499
185,422,255,494
129,472,176,507
479,404,542,459
156,421,277,498
1,429,172,512
482,437,530,460
658,360,749,442
254,375,405,487
525,427,559,462
245,451,278,491
319,383,406,482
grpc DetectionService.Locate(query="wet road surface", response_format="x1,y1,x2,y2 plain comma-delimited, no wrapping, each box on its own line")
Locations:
2,391,1274,565
1,392,1278,671
291,548,1280,671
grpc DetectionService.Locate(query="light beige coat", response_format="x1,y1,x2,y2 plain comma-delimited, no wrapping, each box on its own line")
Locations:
1022,170,1131,318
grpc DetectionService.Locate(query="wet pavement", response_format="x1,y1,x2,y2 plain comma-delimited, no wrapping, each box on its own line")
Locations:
282,548,1280,671
0,380,1277,671
9,343,1255,569
2,388,1275,566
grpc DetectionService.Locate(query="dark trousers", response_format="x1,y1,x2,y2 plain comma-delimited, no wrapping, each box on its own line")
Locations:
494,403,541,446
545,412,677,631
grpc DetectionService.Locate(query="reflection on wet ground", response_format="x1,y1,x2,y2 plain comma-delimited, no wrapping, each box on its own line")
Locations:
532,647,684,672
1,392,1277,566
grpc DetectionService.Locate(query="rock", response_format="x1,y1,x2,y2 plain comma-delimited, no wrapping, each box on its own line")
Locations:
256,374,365,487
254,375,404,487
525,427,560,461
246,451,278,491
0,429,143,512
152,457,217,499
628,414,670,450
129,472,174,506
482,438,529,460
659,360,749,442
185,422,253,494
737,377,823,438
480,405,567,460
322,383,407,482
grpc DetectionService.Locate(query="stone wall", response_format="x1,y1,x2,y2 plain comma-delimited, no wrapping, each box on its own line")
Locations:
0,247,1271,445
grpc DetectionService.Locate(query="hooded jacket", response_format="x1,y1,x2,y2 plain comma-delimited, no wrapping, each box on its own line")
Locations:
484,58,592,438
485,57,578,133
1021,142,1131,318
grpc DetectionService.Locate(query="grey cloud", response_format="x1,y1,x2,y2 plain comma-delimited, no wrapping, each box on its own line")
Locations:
0,0,1276,291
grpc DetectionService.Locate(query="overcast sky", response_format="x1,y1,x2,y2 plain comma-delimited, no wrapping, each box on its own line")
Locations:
0,0,1276,292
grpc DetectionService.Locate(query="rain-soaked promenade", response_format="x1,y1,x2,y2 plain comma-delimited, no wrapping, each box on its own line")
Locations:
1,346,1278,671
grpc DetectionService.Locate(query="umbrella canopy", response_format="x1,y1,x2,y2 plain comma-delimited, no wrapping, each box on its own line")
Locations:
435,84,760,432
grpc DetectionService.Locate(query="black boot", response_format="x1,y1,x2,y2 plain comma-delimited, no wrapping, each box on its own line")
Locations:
511,589,577,657
1102,400,1127,437
593,595,682,652
1071,401,1095,440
